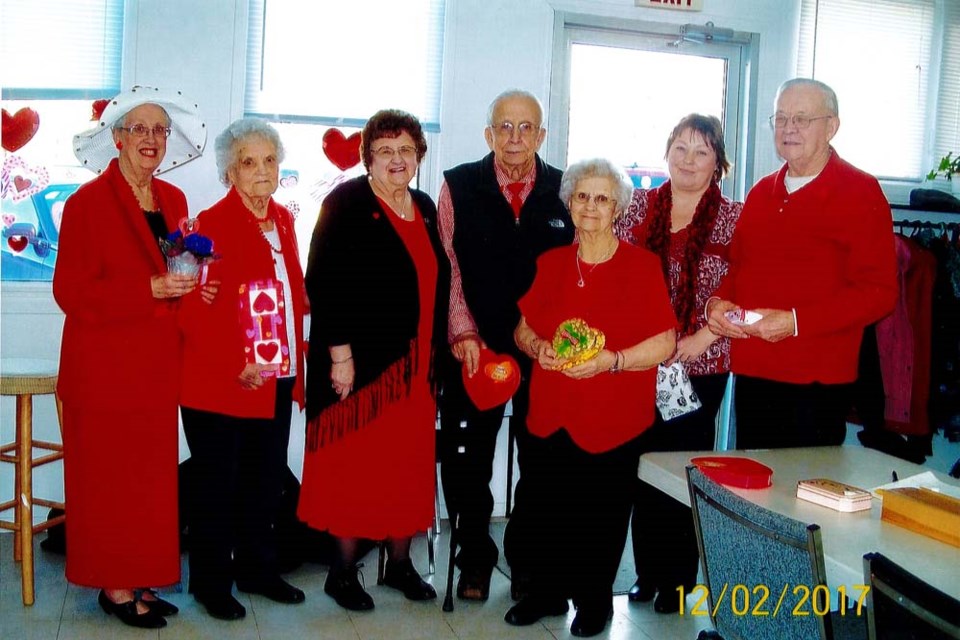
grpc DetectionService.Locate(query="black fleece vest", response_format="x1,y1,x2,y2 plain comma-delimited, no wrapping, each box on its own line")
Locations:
445,152,573,354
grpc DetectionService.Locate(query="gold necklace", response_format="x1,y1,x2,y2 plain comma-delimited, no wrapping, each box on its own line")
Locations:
575,241,617,288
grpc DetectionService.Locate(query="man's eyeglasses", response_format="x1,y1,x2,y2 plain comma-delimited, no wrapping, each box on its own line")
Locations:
572,192,615,209
372,145,418,161
490,121,540,139
768,114,834,130
117,124,172,138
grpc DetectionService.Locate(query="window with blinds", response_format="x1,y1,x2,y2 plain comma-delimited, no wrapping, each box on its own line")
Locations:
244,0,446,132
797,0,959,182
1,0,123,99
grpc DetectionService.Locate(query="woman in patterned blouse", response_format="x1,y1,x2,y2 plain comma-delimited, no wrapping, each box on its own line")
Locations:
615,113,742,614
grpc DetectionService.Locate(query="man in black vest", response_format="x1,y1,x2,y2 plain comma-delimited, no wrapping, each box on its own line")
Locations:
437,89,573,602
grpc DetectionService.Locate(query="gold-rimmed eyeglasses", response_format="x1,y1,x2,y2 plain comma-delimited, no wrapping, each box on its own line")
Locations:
117,124,172,138
490,121,540,139
372,145,418,161
768,114,834,130
572,191,616,209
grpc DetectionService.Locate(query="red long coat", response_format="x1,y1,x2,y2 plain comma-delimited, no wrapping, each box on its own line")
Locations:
54,158,184,587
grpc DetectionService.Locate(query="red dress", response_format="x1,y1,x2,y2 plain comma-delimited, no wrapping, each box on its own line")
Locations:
54,159,183,588
297,203,438,539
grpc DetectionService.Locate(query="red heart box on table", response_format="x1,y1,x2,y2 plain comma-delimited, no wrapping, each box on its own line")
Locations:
463,349,521,411
691,456,774,489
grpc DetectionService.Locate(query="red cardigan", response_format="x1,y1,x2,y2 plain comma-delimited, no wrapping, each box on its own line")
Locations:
178,187,306,418
55,159,185,411
716,150,898,384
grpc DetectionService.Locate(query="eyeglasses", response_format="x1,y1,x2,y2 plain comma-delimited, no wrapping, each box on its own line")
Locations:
768,114,834,130
490,121,540,139
572,192,616,209
372,145,418,161
117,124,172,138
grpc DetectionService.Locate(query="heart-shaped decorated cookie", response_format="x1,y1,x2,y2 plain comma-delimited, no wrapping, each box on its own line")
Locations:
552,318,605,370
463,348,521,411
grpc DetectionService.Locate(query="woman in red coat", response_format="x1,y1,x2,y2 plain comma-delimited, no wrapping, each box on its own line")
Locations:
56,87,207,629
177,118,307,621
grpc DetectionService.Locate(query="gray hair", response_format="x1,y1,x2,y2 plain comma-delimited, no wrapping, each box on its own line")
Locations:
560,158,634,216
214,117,285,186
486,89,545,126
776,78,839,116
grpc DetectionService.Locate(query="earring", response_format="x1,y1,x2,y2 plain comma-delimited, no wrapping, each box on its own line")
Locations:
116,141,123,150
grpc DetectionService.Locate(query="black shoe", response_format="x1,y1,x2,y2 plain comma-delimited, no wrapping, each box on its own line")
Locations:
98,590,166,628
504,595,569,626
627,579,656,603
570,606,613,637
237,576,305,604
456,566,493,601
195,592,247,620
138,589,179,616
510,571,533,602
654,589,681,614
325,564,374,611
382,559,437,601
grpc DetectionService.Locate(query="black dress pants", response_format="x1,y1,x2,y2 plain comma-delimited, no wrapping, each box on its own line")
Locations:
734,375,852,449
438,356,533,574
631,372,729,591
181,377,294,597
522,429,642,613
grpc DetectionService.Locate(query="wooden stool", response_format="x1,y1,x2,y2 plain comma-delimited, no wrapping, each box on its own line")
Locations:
0,358,64,606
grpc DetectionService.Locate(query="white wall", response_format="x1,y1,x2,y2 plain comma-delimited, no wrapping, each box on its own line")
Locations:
1,0,803,521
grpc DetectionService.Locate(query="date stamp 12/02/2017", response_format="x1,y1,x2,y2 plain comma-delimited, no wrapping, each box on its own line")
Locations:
676,584,871,618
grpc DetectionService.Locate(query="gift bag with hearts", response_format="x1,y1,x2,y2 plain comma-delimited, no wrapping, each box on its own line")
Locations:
462,348,521,411
238,279,291,377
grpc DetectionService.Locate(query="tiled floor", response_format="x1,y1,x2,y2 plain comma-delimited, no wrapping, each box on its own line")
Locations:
0,521,711,640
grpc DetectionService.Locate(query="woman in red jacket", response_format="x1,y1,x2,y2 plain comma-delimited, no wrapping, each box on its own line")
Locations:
178,119,307,621
56,86,206,629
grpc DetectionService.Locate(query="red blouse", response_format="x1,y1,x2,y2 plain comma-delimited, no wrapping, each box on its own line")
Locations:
519,242,675,453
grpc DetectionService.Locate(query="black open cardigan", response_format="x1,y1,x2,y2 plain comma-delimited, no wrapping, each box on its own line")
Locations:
304,175,450,449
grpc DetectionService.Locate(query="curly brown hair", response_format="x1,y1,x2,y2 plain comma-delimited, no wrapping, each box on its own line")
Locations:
360,109,427,171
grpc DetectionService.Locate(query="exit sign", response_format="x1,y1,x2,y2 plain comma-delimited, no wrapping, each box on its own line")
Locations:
636,0,704,10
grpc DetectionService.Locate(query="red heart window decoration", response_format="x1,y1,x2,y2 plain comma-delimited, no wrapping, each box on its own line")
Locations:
322,129,362,171
463,349,521,411
7,236,28,253
2,108,41,153
252,290,277,313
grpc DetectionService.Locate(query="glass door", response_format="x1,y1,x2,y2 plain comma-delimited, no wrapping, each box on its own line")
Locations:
548,16,758,200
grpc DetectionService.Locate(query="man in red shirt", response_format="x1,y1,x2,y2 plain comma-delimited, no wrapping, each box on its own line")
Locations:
707,78,897,448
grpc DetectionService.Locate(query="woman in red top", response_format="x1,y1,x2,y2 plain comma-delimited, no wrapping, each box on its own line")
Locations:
178,119,307,621
297,110,450,612
507,158,675,637
615,114,742,613
57,87,206,629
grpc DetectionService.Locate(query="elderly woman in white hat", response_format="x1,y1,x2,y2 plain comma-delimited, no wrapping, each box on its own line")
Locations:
54,86,206,629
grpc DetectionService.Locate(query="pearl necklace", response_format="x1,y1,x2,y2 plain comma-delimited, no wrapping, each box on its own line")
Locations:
575,242,617,288
254,216,282,254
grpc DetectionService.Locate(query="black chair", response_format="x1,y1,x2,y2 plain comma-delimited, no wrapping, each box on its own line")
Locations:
687,465,865,640
862,552,960,639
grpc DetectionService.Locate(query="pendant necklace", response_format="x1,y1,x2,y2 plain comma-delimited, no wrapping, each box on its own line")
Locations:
575,242,617,288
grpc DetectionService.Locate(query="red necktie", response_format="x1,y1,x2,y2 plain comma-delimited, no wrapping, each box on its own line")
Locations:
507,182,524,219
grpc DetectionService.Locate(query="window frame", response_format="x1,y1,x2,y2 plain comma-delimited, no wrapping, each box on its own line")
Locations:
548,12,760,202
